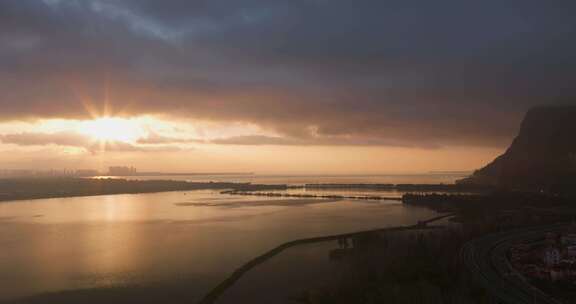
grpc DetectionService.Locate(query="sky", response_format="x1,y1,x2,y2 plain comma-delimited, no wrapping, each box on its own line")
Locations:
0,0,575,173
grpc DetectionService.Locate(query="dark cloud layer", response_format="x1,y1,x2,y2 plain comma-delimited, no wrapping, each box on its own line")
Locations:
1,0,575,148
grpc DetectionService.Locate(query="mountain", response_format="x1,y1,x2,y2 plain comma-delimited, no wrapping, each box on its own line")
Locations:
458,105,576,192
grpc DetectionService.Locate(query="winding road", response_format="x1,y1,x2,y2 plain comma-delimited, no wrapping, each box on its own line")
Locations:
461,224,568,304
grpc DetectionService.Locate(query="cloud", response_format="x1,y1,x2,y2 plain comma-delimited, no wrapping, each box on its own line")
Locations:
0,1,575,148
211,135,299,146
94,141,184,153
136,131,203,144
0,132,91,147
0,131,183,153
210,135,441,148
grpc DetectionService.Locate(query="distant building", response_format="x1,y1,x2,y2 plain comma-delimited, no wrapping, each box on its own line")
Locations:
543,247,561,266
108,166,137,176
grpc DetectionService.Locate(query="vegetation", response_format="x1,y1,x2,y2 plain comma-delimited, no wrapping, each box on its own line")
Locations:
295,191,576,304
296,229,492,304
403,191,576,222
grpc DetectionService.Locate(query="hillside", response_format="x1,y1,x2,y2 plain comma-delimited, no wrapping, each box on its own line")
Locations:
459,105,576,193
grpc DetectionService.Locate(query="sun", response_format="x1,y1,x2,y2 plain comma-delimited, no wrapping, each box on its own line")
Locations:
78,117,145,143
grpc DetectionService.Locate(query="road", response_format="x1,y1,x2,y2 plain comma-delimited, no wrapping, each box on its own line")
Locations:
461,224,568,304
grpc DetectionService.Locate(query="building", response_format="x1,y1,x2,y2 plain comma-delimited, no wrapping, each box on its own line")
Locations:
543,247,561,267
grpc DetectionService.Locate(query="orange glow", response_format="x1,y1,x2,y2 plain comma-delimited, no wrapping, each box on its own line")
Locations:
78,117,145,143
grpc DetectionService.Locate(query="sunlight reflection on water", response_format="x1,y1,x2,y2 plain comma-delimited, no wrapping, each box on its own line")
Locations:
0,188,439,302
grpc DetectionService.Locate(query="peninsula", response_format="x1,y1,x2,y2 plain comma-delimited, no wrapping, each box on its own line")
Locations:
0,178,286,203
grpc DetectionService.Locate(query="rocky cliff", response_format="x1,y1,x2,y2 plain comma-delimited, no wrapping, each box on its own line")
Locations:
459,105,576,192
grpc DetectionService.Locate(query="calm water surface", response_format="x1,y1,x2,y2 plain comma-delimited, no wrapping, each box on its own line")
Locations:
119,173,467,185
0,175,452,303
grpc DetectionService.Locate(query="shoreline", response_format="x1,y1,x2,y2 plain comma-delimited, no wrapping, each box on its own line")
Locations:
222,190,403,201
0,178,491,204
0,178,286,203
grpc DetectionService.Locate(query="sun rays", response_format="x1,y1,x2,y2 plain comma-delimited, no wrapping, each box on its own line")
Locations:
78,117,145,143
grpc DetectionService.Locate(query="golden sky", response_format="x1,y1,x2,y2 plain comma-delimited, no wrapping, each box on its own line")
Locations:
0,115,503,173
1,1,572,173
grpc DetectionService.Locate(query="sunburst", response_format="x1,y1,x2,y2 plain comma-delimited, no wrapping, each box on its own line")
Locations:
78,117,145,143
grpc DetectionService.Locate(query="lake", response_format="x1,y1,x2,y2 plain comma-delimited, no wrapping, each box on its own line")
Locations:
0,174,459,303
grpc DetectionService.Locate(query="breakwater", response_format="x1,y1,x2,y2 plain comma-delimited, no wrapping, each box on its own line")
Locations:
305,183,491,192
197,213,454,304
221,190,403,201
